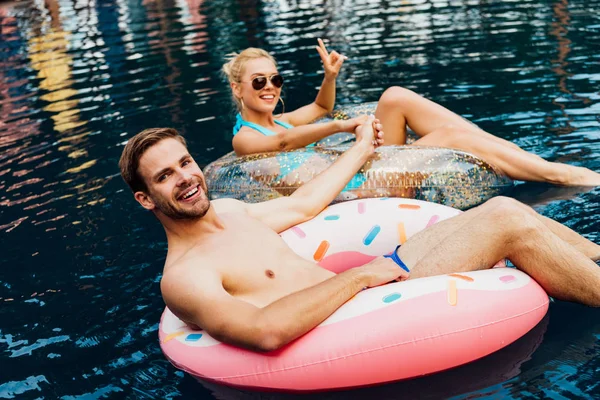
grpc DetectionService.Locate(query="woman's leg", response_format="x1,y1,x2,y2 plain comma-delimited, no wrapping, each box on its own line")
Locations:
412,126,600,186
374,86,600,185
375,86,530,152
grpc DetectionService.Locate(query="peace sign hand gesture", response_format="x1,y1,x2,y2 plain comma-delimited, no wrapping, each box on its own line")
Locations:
315,38,347,81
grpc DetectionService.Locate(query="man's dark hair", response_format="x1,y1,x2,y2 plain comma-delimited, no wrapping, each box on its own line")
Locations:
119,128,187,192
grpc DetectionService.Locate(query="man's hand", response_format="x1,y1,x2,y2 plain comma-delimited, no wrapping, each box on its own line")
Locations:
315,38,346,81
354,116,385,150
358,256,410,288
244,117,384,235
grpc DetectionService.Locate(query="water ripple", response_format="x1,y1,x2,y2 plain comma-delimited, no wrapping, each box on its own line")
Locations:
1,0,600,398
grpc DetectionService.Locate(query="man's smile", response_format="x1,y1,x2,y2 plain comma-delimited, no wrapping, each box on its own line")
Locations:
177,184,202,203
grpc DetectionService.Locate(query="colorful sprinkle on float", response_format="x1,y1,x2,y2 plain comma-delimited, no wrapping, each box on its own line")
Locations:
159,198,549,392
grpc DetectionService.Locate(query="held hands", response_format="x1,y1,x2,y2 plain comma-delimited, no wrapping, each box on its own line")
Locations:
354,116,385,150
338,115,369,133
315,38,347,81
358,256,410,288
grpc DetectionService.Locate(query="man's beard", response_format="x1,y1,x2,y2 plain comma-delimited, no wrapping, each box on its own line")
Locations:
152,186,211,220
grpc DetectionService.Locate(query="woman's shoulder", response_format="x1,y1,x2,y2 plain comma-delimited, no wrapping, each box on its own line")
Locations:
274,117,294,129
279,103,328,127
235,116,289,137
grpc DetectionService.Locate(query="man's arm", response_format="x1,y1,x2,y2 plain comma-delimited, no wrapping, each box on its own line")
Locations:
245,118,383,233
161,257,406,352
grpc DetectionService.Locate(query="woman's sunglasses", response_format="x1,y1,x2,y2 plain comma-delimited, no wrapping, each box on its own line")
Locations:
250,74,284,90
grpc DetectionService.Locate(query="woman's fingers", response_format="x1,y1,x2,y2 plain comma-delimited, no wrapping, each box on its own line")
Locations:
315,45,328,63
317,39,347,74
331,52,345,68
317,39,330,65
318,38,328,55
357,115,369,124
330,50,346,63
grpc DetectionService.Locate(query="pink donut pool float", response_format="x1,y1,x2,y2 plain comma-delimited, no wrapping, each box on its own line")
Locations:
159,198,549,392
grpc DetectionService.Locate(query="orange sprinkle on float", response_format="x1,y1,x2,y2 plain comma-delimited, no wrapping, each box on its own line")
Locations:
313,240,330,262
398,204,421,210
161,331,185,344
448,273,474,282
397,222,407,244
447,280,458,306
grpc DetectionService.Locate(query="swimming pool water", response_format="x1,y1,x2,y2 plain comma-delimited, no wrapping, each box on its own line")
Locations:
1,0,599,398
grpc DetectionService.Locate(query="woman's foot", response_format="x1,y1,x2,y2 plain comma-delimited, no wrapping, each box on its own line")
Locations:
565,166,600,186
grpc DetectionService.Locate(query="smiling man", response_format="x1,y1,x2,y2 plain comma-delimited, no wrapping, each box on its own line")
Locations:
119,119,600,352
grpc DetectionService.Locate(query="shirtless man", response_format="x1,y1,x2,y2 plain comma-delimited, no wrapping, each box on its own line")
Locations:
119,117,600,352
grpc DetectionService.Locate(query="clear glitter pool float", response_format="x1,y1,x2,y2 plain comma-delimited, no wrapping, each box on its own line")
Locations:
159,198,549,392
203,103,513,210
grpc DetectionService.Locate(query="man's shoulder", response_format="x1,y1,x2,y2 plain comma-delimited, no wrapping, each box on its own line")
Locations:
164,247,213,275
211,198,249,214
160,255,224,327
161,254,221,295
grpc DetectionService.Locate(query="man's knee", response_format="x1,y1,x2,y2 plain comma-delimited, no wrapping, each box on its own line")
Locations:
481,195,512,205
480,196,521,216
482,196,536,216
480,197,541,239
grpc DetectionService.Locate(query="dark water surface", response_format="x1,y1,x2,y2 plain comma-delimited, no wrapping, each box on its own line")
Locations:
1,0,600,398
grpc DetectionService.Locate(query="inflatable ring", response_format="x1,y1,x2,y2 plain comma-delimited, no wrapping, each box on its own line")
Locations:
159,198,549,392
204,103,513,210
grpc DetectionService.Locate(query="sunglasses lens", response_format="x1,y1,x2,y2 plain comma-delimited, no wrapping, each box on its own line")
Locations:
251,75,284,90
252,77,267,90
271,74,284,88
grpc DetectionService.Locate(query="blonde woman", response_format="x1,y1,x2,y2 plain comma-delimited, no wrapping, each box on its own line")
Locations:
222,39,600,186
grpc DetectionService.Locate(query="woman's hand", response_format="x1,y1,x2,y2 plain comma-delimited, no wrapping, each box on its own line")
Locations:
338,115,369,133
315,38,346,81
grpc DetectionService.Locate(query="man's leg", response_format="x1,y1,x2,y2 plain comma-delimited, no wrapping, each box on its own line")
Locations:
509,200,600,260
397,197,600,306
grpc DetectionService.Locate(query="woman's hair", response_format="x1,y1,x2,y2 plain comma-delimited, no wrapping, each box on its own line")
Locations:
222,48,277,111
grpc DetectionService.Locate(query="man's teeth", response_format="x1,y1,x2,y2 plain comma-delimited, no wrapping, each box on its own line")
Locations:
182,187,199,199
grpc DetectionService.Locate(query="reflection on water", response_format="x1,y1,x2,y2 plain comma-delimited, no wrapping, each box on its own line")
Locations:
0,0,599,398
29,1,85,133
